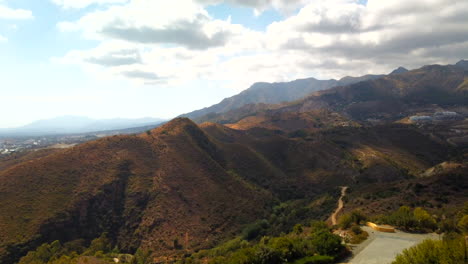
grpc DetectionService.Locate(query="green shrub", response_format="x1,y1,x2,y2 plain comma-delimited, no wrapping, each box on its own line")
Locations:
310,230,343,256
457,215,468,234
351,225,362,235
338,210,366,229
293,255,334,264
392,234,465,264
293,224,304,234
383,206,437,232
242,219,269,240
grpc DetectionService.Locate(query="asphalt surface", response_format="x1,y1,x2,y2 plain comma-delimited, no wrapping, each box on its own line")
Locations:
344,226,440,264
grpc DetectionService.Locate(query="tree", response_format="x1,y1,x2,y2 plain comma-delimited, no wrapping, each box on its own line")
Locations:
82,233,112,256
132,248,152,264
413,207,436,231
18,241,63,264
338,210,366,229
385,206,416,231
310,230,343,256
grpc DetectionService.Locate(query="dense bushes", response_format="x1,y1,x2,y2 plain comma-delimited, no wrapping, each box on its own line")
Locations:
338,210,367,229
17,233,148,264
292,255,334,264
392,234,466,264
180,221,346,264
240,198,336,241
380,206,436,232
391,202,468,264
242,219,270,240
458,215,468,234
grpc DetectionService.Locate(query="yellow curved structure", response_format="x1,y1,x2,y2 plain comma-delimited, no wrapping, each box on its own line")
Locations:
366,222,395,233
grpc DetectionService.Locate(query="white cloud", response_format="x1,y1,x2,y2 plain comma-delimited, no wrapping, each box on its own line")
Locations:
265,0,468,73
0,34,7,42
55,0,468,91
56,0,246,50
51,0,128,9
0,5,33,19
197,0,310,14
55,0,264,85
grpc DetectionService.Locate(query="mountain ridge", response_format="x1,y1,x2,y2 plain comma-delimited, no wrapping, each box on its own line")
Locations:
212,62,468,128
180,71,397,122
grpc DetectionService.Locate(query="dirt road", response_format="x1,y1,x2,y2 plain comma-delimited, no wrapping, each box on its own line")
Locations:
331,186,348,225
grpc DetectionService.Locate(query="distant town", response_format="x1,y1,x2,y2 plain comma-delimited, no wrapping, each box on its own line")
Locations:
0,134,97,155
0,123,162,156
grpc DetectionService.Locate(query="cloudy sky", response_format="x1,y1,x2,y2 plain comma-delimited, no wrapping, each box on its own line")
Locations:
0,0,467,127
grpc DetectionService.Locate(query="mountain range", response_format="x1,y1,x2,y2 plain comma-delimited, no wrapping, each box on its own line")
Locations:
181,67,411,123
0,116,166,137
0,60,467,263
181,74,387,122
217,62,468,130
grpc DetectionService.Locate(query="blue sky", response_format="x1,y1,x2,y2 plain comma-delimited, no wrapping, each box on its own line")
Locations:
0,0,466,128
0,1,284,128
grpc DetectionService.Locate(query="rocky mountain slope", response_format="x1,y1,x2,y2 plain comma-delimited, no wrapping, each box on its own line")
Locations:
181,74,387,122
210,62,467,128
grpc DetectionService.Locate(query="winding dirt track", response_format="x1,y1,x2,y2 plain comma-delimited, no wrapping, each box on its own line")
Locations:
331,186,348,225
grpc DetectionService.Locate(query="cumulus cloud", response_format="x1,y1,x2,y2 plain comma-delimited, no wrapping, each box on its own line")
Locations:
196,0,309,14
55,0,468,89
56,0,244,50
121,70,161,80
100,19,232,49
51,0,128,9
85,49,142,66
267,0,468,72
0,34,6,42
0,5,33,19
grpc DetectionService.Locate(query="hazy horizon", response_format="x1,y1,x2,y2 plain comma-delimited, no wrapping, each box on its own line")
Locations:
0,115,166,129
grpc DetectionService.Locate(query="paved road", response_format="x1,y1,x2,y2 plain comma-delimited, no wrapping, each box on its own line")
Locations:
345,226,440,264
331,186,348,225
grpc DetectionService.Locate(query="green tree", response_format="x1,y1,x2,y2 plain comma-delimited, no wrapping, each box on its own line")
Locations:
457,215,468,234
338,210,366,229
19,241,63,264
413,207,436,231
132,248,152,264
310,230,343,256
385,206,416,231
82,233,112,256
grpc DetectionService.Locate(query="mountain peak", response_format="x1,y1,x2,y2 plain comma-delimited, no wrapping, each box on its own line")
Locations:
150,117,198,135
390,66,409,75
455,59,468,70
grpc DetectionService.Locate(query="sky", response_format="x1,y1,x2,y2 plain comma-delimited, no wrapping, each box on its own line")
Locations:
0,0,467,128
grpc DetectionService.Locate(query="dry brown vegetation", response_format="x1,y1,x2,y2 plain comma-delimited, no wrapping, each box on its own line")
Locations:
0,117,459,263
1,63,467,263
